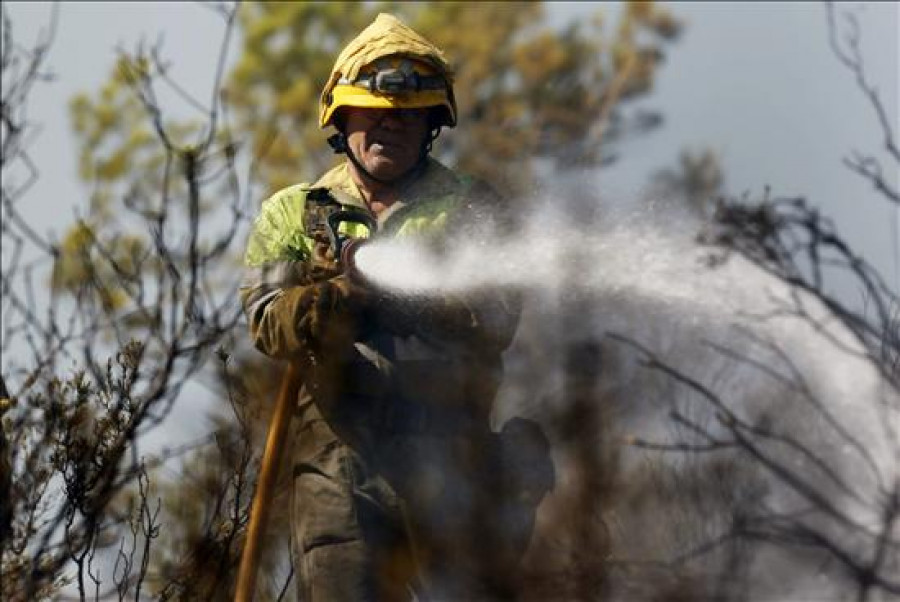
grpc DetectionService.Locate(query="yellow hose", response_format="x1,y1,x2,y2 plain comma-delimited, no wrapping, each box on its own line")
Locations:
235,362,302,601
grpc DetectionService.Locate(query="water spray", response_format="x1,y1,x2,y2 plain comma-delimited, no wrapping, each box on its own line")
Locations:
346,190,898,599
241,186,897,600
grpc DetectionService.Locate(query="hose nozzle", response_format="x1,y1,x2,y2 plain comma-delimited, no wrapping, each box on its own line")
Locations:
324,209,377,283
340,237,369,283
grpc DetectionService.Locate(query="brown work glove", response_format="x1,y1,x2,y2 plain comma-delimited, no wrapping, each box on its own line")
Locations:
293,274,371,356
307,235,343,283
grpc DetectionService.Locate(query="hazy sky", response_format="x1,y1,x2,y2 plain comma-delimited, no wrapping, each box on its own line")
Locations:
594,2,899,290
4,1,898,297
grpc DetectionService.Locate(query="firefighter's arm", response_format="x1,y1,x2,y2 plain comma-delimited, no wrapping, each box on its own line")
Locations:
375,288,521,353
241,266,368,360
241,187,368,359
419,289,521,352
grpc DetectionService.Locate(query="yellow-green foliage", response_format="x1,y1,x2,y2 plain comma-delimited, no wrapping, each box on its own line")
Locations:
62,2,681,311
51,220,147,313
227,1,681,195
63,50,206,313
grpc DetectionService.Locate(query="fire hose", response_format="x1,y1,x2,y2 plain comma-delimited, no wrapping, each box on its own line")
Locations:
234,361,301,602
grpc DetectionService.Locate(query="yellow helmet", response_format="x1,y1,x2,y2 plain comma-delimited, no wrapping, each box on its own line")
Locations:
319,13,457,130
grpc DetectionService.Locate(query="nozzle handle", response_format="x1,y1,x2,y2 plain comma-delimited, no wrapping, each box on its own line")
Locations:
326,210,376,258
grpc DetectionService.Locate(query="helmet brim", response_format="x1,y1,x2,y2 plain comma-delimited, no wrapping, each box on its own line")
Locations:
320,84,456,129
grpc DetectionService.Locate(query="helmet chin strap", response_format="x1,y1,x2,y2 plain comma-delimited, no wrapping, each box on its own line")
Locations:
327,127,441,186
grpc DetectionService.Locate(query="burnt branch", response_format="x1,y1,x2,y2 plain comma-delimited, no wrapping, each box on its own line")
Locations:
1,3,256,599
704,197,899,390
609,331,900,598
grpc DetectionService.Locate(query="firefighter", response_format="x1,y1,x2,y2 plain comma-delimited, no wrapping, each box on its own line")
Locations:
241,13,552,600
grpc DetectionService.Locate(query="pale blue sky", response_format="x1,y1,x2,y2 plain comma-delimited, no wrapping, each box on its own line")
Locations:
4,1,898,296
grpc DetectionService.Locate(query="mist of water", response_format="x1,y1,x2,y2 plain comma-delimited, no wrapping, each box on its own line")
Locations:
353,188,899,600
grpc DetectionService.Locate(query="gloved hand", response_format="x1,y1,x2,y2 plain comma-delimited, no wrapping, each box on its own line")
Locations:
307,235,343,282
294,274,371,354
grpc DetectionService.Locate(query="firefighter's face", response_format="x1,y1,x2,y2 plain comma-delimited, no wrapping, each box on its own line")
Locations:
344,107,430,182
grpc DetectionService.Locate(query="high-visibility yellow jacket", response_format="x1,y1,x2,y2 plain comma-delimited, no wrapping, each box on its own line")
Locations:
240,158,520,430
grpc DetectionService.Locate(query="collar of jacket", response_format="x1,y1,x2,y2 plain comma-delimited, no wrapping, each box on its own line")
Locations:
311,158,467,227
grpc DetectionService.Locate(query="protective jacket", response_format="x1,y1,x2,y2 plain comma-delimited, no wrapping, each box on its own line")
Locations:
240,158,526,600
242,157,520,422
